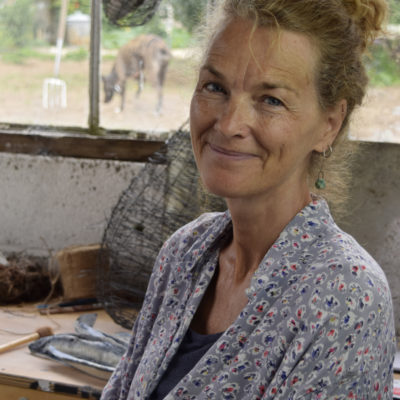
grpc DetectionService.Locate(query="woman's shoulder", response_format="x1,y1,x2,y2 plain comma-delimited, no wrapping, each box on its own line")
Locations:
165,210,230,246
280,198,391,297
157,210,231,260
316,207,386,281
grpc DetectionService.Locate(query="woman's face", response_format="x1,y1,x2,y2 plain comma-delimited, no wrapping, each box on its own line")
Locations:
190,18,340,203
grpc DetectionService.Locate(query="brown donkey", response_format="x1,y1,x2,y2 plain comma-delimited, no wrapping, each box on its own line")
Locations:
102,34,171,114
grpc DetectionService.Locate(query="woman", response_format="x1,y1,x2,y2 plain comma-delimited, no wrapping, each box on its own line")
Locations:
101,0,395,398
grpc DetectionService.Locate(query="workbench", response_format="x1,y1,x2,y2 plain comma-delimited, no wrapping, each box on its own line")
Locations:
0,305,131,400
1,304,398,399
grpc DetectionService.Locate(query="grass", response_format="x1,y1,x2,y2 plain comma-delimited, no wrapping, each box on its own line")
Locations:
64,47,89,62
365,43,400,87
0,47,53,64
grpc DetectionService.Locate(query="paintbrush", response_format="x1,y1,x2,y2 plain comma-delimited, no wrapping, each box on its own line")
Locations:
0,326,53,353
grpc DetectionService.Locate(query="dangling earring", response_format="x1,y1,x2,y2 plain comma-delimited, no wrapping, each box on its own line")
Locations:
315,145,333,189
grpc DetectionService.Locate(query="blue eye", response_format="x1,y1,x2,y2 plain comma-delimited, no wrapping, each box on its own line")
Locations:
205,82,226,94
264,96,283,107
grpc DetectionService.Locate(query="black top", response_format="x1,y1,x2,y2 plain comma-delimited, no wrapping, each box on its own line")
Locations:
149,328,223,399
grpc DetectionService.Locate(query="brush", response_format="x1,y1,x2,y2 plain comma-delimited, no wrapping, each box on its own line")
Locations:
0,326,53,354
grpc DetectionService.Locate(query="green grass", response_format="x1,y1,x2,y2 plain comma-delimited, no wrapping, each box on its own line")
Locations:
365,43,400,87
64,47,88,62
0,47,53,64
0,45,89,64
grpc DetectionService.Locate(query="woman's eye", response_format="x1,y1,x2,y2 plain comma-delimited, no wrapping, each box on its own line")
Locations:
263,96,283,107
205,82,226,94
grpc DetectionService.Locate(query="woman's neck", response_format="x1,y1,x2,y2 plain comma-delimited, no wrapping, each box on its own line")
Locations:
223,188,312,283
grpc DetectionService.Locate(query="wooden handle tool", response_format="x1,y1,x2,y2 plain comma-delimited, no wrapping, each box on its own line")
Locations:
0,326,53,354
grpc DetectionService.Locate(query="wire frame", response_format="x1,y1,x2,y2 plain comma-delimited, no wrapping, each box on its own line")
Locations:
102,0,162,27
97,130,226,329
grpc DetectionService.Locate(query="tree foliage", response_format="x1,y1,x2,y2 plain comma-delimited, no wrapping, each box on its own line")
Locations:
0,0,35,48
169,0,209,33
388,0,400,24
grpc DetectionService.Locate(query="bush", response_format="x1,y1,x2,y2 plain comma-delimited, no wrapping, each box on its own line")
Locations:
171,28,193,49
366,42,400,87
102,21,194,50
102,27,137,50
0,0,35,49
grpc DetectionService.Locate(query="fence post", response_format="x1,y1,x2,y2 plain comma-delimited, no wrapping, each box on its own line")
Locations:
88,0,101,133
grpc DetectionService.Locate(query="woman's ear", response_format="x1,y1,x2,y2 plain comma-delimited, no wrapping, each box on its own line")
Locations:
314,99,347,152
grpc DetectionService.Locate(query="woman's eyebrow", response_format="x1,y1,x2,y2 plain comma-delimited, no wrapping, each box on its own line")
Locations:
257,81,299,96
200,64,225,80
201,64,298,96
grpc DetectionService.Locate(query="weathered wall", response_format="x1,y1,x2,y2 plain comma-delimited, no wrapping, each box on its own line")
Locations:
338,142,400,335
0,152,143,256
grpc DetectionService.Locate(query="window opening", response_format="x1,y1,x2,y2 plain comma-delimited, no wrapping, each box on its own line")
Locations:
0,0,397,150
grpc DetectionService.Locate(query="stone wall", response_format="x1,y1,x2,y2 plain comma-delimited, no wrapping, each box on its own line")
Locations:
0,152,142,256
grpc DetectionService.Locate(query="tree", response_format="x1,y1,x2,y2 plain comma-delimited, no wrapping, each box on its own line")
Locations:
0,0,35,47
388,0,400,24
169,0,208,33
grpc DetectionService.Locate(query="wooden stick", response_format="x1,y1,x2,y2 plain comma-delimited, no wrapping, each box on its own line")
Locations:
38,303,103,315
0,327,53,354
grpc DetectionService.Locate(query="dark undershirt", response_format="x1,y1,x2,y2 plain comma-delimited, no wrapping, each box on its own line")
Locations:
149,328,223,399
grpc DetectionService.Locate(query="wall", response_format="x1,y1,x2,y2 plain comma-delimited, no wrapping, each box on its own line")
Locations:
0,152,143,256
338,142,400,335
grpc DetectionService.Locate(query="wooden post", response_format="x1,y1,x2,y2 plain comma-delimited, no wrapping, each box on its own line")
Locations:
88,0,102,133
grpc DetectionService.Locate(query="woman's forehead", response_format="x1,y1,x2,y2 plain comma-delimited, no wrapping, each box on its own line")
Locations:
203,18,317,90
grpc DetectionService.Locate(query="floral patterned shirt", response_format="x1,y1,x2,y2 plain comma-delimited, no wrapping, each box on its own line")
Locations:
101,198,395,400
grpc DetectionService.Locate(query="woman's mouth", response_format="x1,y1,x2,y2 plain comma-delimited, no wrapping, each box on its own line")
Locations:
208,143,256,160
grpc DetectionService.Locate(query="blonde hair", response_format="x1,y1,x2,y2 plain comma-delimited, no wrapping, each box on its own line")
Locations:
196,0,388,216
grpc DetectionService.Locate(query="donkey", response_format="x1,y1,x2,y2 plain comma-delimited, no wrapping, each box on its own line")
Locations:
102,34,171,114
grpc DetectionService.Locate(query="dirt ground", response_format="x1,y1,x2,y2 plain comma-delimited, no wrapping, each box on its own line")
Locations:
0,57,399,142
0,57,194,134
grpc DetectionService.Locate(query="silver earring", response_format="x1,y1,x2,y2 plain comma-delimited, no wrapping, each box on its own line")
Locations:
315,145,333,189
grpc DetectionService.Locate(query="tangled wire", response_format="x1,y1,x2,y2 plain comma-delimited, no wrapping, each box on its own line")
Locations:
102,0,162,27
98,130,226,329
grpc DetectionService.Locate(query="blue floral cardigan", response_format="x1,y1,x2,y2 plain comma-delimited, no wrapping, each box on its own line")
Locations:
101,198,395,400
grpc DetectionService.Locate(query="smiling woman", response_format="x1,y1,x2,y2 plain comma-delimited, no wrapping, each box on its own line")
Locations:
101,1,396,399
190,20,341,209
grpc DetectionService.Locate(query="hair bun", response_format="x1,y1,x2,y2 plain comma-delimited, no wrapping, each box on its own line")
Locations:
341,0,387,48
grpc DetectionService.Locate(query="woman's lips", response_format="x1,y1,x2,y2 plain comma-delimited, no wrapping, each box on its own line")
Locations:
208,143,256,159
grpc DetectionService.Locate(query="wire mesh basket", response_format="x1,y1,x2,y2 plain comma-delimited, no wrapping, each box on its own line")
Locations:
102,0,162,27
98,130,226,329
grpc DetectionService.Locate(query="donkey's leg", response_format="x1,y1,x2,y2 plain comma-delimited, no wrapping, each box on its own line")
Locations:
155,83,163,116
155,62,168,115
136,60,144,98
120,81,126,112
114,81,126,113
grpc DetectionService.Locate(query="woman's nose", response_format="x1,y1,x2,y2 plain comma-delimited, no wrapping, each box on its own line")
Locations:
215,97,252,138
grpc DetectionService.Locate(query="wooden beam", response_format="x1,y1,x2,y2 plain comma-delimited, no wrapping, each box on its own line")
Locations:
0,131,165,162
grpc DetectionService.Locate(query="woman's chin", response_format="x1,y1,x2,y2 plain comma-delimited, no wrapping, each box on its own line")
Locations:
201,177,251,200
